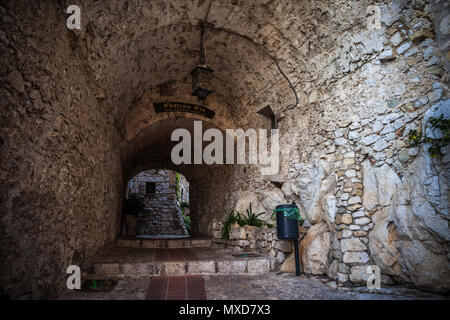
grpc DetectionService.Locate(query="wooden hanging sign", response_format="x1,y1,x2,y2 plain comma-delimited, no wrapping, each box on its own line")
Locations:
154,102,215,119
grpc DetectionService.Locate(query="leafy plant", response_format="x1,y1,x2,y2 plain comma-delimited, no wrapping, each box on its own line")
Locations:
180,201,189,208
122,193,147,217
175,173,190,233
182,212,191,233
408,115,449,158
408,129,423,145
221,210,243,239
221,203,273,239
175,172,181,202
175,172,188,204
179,201,191,233
243,203,266,227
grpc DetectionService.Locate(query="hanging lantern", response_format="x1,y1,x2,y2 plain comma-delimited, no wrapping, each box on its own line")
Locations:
191,23,213,101
191,64,214,100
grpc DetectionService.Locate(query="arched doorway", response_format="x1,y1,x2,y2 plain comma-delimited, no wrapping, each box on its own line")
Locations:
123,169,190,238
122,117,238,237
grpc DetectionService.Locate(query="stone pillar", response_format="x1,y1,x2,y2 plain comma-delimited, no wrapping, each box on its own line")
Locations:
330,124,373,286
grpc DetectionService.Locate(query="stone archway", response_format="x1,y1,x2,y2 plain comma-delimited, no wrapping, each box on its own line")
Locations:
122,116,237,236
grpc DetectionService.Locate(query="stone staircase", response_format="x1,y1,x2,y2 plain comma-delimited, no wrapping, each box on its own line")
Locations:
83,237,277,279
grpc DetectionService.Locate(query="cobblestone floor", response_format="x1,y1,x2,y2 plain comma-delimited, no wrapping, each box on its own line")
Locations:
59,277,151,300
204,273,449,300
59,273,449,300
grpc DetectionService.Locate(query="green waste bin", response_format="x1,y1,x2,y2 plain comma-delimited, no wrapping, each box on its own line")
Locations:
271,201,303,276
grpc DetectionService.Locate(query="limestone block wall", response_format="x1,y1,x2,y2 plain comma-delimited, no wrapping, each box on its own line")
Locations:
222,0,450,293
211,220,307,268
319,2,449,292
129,170,188,236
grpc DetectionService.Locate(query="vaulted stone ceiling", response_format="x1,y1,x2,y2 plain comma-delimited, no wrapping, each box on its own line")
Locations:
124,117,230,180
72,0,369,131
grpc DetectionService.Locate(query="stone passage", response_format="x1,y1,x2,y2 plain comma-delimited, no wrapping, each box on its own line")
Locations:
128,169,189,236
146,276,207,300
1,0,449,299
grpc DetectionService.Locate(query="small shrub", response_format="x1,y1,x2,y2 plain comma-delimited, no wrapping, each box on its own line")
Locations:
242,203,266,227
408,115,449,158
178,201,190,233
221,203,272,239
180,201,189,208
182,213,191,233
221,211,242,239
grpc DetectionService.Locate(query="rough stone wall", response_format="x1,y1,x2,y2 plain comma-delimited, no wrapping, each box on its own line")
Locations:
189,165,236,236
0,2,122,299
306,0,449,292
129,170,188,236
431,0,450,79
211,220,307,267
221,0,449,293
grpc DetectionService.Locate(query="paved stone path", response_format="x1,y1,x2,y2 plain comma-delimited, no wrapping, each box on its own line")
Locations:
204,273,449,300
59,272,449,300
146,275,207,300
153,248,199,261
60,277,151,300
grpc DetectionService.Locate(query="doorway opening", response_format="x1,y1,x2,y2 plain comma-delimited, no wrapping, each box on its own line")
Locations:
123,169,190,239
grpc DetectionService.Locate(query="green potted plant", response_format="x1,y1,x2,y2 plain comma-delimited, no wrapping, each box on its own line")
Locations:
221,203,273,239
122,193,146,236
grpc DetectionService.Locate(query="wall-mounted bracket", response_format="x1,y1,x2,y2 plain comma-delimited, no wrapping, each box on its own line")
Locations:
256,105,282,129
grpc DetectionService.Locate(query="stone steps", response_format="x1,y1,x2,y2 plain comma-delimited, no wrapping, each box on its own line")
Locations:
116,237,213,249
88,257,277,278
84,245,277,278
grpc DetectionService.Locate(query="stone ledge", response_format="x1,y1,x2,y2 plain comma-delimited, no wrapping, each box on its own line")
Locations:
89,257,277,277
116,238,213,249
